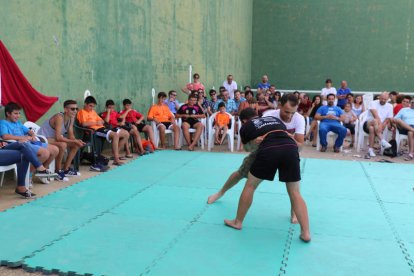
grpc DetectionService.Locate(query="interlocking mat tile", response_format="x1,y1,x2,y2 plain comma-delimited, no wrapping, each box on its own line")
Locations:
0,151,412,275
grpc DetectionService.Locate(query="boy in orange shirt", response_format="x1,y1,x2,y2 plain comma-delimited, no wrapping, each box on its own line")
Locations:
77,96,128,165
147,92,181,149
214,102,231,145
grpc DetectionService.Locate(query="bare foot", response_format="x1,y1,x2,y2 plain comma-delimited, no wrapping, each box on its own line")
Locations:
290,215,298,224
188,145,195,151
300,232,311,243
207,192,223,204
224,219,242,230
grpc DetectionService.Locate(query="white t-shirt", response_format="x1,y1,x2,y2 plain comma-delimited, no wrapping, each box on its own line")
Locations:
366,100,393,122
263,109,305,134
321,87,337,106
223,80,238,99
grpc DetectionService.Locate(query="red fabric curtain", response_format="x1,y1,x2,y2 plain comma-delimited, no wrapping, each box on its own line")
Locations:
0,40,58,122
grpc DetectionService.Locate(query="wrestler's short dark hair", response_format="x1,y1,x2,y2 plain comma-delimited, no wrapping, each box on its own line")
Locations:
239,107,257,121
280,93,299,106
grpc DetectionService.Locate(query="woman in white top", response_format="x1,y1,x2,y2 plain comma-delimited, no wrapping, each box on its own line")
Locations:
352,94,365,118
320,78,337,105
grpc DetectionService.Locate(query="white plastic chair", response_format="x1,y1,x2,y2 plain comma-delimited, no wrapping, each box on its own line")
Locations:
207,112,235,152
356,111,369,152
236,118,242,151
24,121,55,172
151,116,180,148
395,128,408,153
363,93,373,111
0,164,17,187
178,118,206,150
316,121,343,152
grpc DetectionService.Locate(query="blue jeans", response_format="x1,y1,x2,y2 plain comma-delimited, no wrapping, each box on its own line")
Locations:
0,142,42,187
319,122,347,148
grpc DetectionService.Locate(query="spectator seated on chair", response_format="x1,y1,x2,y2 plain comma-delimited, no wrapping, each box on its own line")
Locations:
363,92,393,157
77,96,127,166
176,94,205,151
393,95,411,116
238,90,258,115
206,89,219,116
119,98,157,150
233,90,246,111
213,102,231,145
304,95,323,147
352,94,365,118
0,102,58,183
38,100,85,180
214,90,238,116
392,99,414,160
256,91,273,117
100,100,135,158
314,94,347,153
342,103,357,148
165,90,180,115
0,140,57,198
147,92,181,150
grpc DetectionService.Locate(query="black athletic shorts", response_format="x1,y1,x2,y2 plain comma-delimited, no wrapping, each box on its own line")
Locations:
158,122,171,129
363,121,370,134
250,144,300,182
135,122,147,132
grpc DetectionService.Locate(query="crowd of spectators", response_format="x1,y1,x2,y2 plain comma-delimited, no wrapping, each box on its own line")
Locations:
1,73,414,198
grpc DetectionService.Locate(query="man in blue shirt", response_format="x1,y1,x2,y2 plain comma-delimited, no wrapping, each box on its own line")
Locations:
314,94,347,152
336,80,351,109
257,74,270,92
164,90,180,114
393,100,414,160
214,90,237,115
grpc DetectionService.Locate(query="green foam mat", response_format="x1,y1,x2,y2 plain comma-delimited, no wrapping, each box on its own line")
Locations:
0,151,412,275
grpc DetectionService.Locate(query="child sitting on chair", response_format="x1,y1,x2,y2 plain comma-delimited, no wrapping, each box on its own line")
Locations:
214,102,231,145
343,102,357,148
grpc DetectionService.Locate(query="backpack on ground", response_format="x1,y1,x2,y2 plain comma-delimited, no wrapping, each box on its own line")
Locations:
383,139,397,157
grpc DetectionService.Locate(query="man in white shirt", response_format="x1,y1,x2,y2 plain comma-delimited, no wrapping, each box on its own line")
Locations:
321,79,337,106
363,92,393,157
207,93,304,224
223,74,238,99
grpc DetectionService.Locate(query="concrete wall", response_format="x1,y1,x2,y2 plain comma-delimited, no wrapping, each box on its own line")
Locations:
0,0,252,122
252,0,414,92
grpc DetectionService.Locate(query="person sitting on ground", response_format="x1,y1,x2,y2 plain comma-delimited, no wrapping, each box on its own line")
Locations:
0,140,56,198
77,96,127,166
214,90,238,116
342,103,357,148
119,98,157,150
392,98,414,160
314,94,347,152
0,102,59,184
38,100,85,181
181,73,205,95
165,90,180,115
176,94,205,151
147,92,181,150
304,95,323,147
100,100,135,158
214,102,231,145
393,95,411,116
363,92,393,157
352,94,365,118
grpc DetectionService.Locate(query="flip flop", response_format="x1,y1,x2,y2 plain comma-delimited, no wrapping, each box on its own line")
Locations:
112,161,124,166
404,153,413,161
125,154,133,158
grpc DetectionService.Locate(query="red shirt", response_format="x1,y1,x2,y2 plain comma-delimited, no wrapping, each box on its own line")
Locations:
100,111,120,128
119,109,143,123
394,104,403,116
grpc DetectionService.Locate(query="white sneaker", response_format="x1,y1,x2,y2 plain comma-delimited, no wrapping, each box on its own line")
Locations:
381,139,392,149
368,148,376,157
39,177,50,184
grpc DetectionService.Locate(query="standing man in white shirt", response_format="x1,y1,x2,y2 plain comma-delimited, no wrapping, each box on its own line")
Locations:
363,92,393,157
321,79,337,106
223,74,238,99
